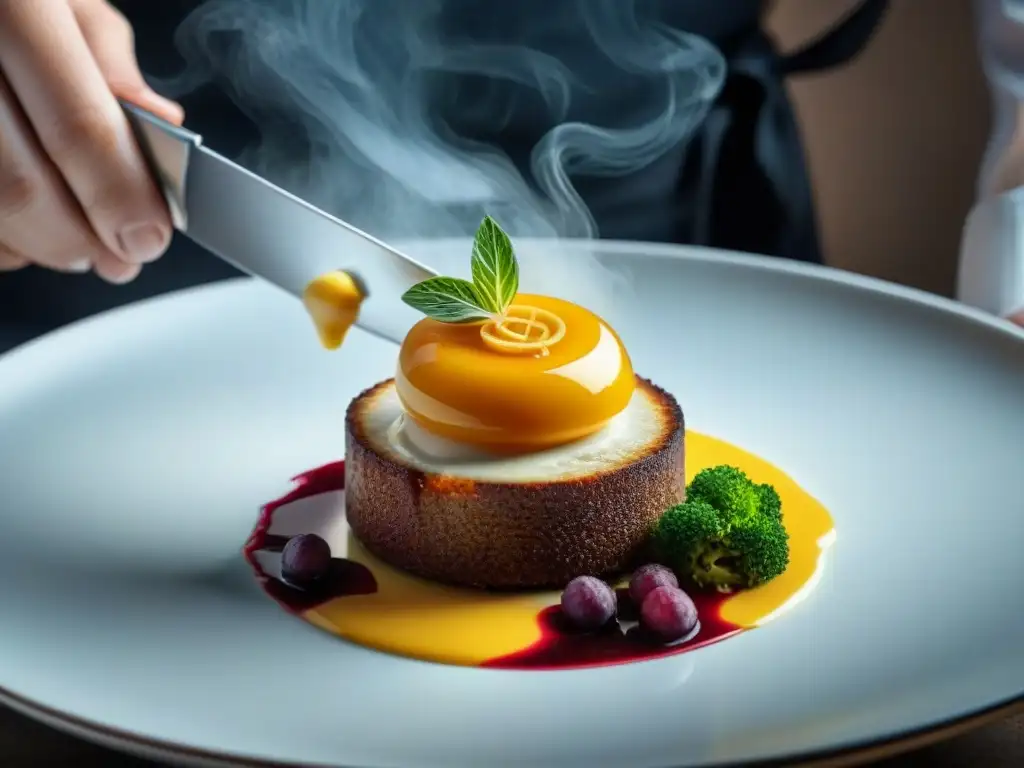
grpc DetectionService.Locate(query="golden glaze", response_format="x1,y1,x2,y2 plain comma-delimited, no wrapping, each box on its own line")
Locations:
396,293,635,452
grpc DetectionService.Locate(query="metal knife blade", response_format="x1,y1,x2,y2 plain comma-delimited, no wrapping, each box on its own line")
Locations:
122,102,437,345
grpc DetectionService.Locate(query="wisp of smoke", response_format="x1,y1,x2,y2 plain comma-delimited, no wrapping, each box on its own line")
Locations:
155,0,724,313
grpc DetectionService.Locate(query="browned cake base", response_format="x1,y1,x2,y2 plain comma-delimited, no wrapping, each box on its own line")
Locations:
344,377,685,589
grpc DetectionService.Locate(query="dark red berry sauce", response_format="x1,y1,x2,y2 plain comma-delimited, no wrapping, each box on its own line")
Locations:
243,461,742,669
243,462,377,613
482,589,739,670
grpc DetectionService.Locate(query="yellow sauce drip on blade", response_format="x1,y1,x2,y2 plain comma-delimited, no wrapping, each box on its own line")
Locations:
302,271,365,350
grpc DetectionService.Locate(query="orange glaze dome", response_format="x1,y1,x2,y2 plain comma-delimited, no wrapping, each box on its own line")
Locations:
396,293,635,452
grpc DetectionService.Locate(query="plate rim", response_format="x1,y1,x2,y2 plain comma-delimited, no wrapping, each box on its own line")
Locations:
1,685,1019,768
3,239,1023,367
407,236,1024,342
2,240,1023,766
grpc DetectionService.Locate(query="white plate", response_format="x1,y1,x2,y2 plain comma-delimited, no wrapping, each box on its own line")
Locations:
0,240,1022,768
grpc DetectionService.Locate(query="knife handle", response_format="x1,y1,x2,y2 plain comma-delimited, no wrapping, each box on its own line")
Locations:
121,100,202,231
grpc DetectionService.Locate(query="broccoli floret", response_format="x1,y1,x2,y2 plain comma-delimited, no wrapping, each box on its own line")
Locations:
755,482,782,522
651,466,790,592
723,515,790,586
686,465,760,524
654,499,724,575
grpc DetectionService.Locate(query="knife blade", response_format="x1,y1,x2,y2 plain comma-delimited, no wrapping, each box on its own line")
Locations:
122,101,437,345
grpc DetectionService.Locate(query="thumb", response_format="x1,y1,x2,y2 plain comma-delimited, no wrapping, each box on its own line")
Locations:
1009,310,1024,328
75,1,184,125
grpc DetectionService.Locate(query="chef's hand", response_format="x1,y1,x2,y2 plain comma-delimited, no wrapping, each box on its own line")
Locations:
0,0,182,284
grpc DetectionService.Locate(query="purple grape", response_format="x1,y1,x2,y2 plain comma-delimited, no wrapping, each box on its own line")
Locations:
281,534,332,589
640,586,698,642
560,576,617,630
628,564,679,605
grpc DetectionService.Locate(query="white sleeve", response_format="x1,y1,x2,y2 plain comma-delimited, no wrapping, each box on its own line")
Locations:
957,0,1024,317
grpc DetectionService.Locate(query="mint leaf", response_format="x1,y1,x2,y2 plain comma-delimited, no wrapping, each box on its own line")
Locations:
401,277,492,323
470,216,519,315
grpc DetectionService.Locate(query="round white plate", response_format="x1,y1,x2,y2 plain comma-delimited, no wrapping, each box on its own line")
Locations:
0,241,1022,768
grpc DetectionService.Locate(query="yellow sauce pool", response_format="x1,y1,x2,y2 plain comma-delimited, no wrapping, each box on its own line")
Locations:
254,431,835,668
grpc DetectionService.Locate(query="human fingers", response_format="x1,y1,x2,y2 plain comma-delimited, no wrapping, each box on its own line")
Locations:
0,72,109,273
73,0,185,126
0,0,173,271
91,248,142,284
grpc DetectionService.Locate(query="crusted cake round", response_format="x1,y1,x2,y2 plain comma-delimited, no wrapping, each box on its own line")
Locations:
344,376,685,589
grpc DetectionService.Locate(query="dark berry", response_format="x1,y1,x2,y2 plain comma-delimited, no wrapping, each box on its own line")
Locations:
640,585,698,642
628,564,679,605
281,533,332,589
560,576,617,630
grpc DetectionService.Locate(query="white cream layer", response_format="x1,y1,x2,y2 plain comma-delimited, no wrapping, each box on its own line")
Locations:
358,383,666,483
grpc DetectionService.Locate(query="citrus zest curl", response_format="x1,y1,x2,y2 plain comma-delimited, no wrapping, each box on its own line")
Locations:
480,304,566,356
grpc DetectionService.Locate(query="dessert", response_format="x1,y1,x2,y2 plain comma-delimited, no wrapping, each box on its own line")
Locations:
241,215,835,671
340,217,685,588
346,377,683,588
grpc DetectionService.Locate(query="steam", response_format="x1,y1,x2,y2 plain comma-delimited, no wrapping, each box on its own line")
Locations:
155,0,724,310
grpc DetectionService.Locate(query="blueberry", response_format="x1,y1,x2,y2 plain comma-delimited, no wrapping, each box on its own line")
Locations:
560,576,617,631
628,564,679,606
640,585,698,642
281,533,332,589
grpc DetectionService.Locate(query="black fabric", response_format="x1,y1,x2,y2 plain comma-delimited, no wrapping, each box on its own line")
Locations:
0,0,888,331
680,0,890,264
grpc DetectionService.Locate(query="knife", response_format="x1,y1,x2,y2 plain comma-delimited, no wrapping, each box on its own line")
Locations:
121,101,438,346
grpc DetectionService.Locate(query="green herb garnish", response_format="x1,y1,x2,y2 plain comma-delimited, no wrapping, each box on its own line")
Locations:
651,466,790,593
402,216,519,323
400,277,492,323
470,216,519,315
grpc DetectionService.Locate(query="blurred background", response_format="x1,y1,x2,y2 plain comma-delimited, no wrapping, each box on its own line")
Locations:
767,0,988,297
0,0,993,342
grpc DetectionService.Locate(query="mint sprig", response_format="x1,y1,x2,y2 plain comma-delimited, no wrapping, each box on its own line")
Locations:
470,216,519,315
400,277,491,323
402,216,520,323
